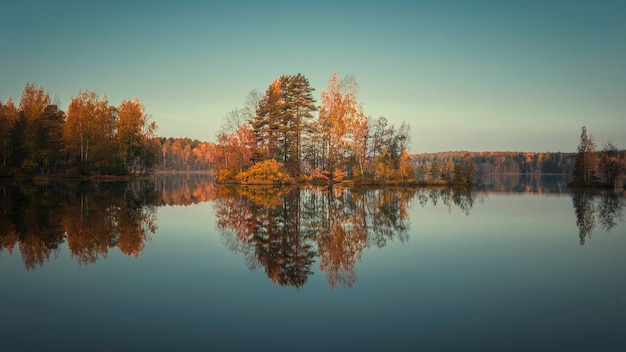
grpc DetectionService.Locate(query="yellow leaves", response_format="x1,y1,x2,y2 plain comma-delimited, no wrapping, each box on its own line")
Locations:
235,159,294,185
332,168,347,182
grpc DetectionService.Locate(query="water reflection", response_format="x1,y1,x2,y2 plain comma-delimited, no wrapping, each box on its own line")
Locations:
572,189,625,245
2,175,624,282
416,187,480,215
481,174,571,194
213,186,412,288
0,181,158,269
213,185,479,288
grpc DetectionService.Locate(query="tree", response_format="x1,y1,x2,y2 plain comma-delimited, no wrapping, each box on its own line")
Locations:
250,74,317,176
32,105,65,173
281,73,317,176
573,126,598,183
251,79,284,163
430,160,440,180
63,90,116,173
116,97,156,173
9,113,27,169
599,141,624,189
318,73,365,176
18,82,50,122
216,124,256,180
17,83,53,172
0,98,18,167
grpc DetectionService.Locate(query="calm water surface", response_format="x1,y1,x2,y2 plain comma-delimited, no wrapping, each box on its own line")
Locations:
1,175,624,351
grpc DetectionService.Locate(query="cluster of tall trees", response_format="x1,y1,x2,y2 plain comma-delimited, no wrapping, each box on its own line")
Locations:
213,73,413,184
0,83,159,176
571,126,625,189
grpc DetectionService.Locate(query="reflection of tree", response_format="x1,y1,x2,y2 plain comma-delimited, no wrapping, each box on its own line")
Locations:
0,181,158,269
417,187,479,216
215,186,315,287
153,174,216,206
597,192,624,232
315,187,368,289
0,183,65,269
572,191,595,245
572,190,624,246
214,185,417,289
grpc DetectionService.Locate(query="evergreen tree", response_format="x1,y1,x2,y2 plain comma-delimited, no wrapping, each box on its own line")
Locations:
251,74,317,176
281,73,316,176
251,79,284,163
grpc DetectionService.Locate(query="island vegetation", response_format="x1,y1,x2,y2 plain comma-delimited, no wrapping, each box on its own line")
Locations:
568,126,625,189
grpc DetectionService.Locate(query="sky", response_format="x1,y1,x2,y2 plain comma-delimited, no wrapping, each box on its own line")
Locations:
1,0,625,153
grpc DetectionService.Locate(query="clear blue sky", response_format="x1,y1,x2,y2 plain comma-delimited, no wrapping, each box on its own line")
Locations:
1,0,624,153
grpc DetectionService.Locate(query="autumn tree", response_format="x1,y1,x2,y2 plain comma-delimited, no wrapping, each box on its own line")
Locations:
598,141,625,189
367,116,411,180
572,126,598,184
215,124,256,181
220,90,261,137
116,97,158,174
32,105,65,173
13,83,56,173
63,90,117,173
317,73,367,177
0,98,18,168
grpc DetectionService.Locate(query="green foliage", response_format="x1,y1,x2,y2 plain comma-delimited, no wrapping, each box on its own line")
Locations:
250,74,317,176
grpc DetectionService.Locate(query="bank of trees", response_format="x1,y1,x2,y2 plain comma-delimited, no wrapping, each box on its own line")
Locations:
213,73,415,184
0,83,159,176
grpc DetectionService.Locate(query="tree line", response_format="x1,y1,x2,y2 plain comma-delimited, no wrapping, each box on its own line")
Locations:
411,151,578,181
0,83,160,176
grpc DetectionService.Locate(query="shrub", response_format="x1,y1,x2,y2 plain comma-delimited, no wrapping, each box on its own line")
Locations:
236,159,294,185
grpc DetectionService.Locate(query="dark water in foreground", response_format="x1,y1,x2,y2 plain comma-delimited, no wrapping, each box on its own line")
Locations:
1,175,625,351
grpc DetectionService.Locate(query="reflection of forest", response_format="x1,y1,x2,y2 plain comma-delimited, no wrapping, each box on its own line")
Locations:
481,174,571,194
572,189,624,245
5,174,611,284
214,185,479,288
152,174,216,206
0,181,158,269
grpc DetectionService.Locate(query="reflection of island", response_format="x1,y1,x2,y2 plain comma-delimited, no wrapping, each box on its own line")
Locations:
0,181,158,269
572,190,624,245
215,185,478,289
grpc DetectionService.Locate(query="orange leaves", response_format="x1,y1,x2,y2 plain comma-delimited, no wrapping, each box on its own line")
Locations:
235,159,294,185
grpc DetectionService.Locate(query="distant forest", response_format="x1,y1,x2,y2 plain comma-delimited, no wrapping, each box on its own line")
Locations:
410,151,577,178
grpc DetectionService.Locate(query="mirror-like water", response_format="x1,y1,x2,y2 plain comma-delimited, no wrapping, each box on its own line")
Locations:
1,175,624,351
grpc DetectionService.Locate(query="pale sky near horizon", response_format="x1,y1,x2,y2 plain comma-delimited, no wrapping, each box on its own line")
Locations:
1,0,624,153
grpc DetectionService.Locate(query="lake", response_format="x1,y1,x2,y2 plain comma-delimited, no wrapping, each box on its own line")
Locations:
1,175,625,351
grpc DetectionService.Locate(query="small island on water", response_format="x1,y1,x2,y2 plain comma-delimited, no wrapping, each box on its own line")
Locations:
1,78,624,190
